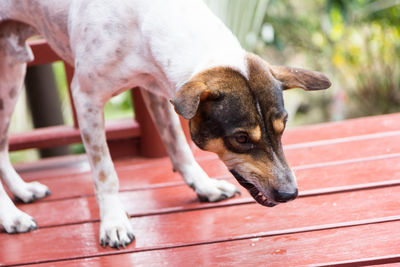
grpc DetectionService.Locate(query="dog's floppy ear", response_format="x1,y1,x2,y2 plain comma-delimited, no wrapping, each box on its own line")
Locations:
247,52,331,91
270,65,331,91
171,81,217,119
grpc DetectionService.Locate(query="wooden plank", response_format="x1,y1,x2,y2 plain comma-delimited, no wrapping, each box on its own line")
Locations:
284,133,400,167
2,185,400,265
283,112,400,145
32,220,400,267
9,118,141,151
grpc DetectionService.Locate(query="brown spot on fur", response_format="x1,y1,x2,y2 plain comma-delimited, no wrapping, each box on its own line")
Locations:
273,120,285,134
204,138,225,157
0,137,7,151
99,171,107,183
115,48,123,59
92,144,107,155
249,126,262,142
82,132,91,145
0,98,3,110
2,122,9,135
9,87,17,98
93,155,101,165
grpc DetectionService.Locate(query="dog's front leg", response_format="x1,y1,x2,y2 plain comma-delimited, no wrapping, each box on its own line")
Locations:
141,90,240,202
71,80,134,249
0,55,49,233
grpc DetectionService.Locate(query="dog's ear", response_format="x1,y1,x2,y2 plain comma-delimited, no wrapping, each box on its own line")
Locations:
270,65,331,91
171,81,218,119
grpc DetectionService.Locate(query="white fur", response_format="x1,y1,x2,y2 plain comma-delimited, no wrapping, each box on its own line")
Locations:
0,0,244,248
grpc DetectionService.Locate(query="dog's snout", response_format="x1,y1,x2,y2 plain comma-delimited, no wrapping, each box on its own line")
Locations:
272,188,298,203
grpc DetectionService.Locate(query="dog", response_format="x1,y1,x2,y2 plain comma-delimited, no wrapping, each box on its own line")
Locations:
0,0,331,249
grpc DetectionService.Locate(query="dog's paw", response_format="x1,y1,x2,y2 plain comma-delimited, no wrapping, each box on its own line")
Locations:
14,181,51,203
99,215,135,249
194,178,241,202
0,207,37,233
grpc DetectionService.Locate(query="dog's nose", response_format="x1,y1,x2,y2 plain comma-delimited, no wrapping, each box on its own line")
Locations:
272,188,298,203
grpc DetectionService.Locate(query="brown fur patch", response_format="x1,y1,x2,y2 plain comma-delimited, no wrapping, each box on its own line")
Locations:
246,52,331,91
221,151,274,185
0,137,7,151
204,138,225,156
9,87,17,98
82,132,91,145
273,119,285,134
249,126,262,142
270,64,331,91
99,171,107,183
92,145,101,153
0,98,3,110
93,155,101,165
204,137,276,187
246,53,277,93
172,67,247,119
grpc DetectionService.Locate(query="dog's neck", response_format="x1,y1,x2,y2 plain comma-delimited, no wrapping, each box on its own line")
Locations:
136,0,248,97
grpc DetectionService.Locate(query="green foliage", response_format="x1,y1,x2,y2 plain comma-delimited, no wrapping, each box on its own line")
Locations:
264,0,400,124
204,0,270,51
104,91,134,121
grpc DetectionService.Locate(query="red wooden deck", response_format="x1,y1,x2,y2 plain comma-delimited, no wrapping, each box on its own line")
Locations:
1,113,400,266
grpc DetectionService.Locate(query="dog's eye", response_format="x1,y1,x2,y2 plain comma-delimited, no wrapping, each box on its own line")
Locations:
225,132,254,153
235,133,250,144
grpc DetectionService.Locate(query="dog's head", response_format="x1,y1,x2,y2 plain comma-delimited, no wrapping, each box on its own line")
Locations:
172,53,331,207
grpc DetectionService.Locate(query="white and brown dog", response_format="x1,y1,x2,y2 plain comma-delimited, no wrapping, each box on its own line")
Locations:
0,0,331,248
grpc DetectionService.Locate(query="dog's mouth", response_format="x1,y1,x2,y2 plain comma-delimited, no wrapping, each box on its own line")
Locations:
230,170,277,207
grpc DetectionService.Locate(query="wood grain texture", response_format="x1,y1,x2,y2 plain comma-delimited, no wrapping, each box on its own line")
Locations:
29,220,400,267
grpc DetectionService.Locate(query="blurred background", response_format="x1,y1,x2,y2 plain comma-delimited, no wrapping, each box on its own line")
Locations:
9,0,400,162
205,0,400,125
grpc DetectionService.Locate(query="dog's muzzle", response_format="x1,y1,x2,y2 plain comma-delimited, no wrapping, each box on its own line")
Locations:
230,170,298,207
230,170,277,207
